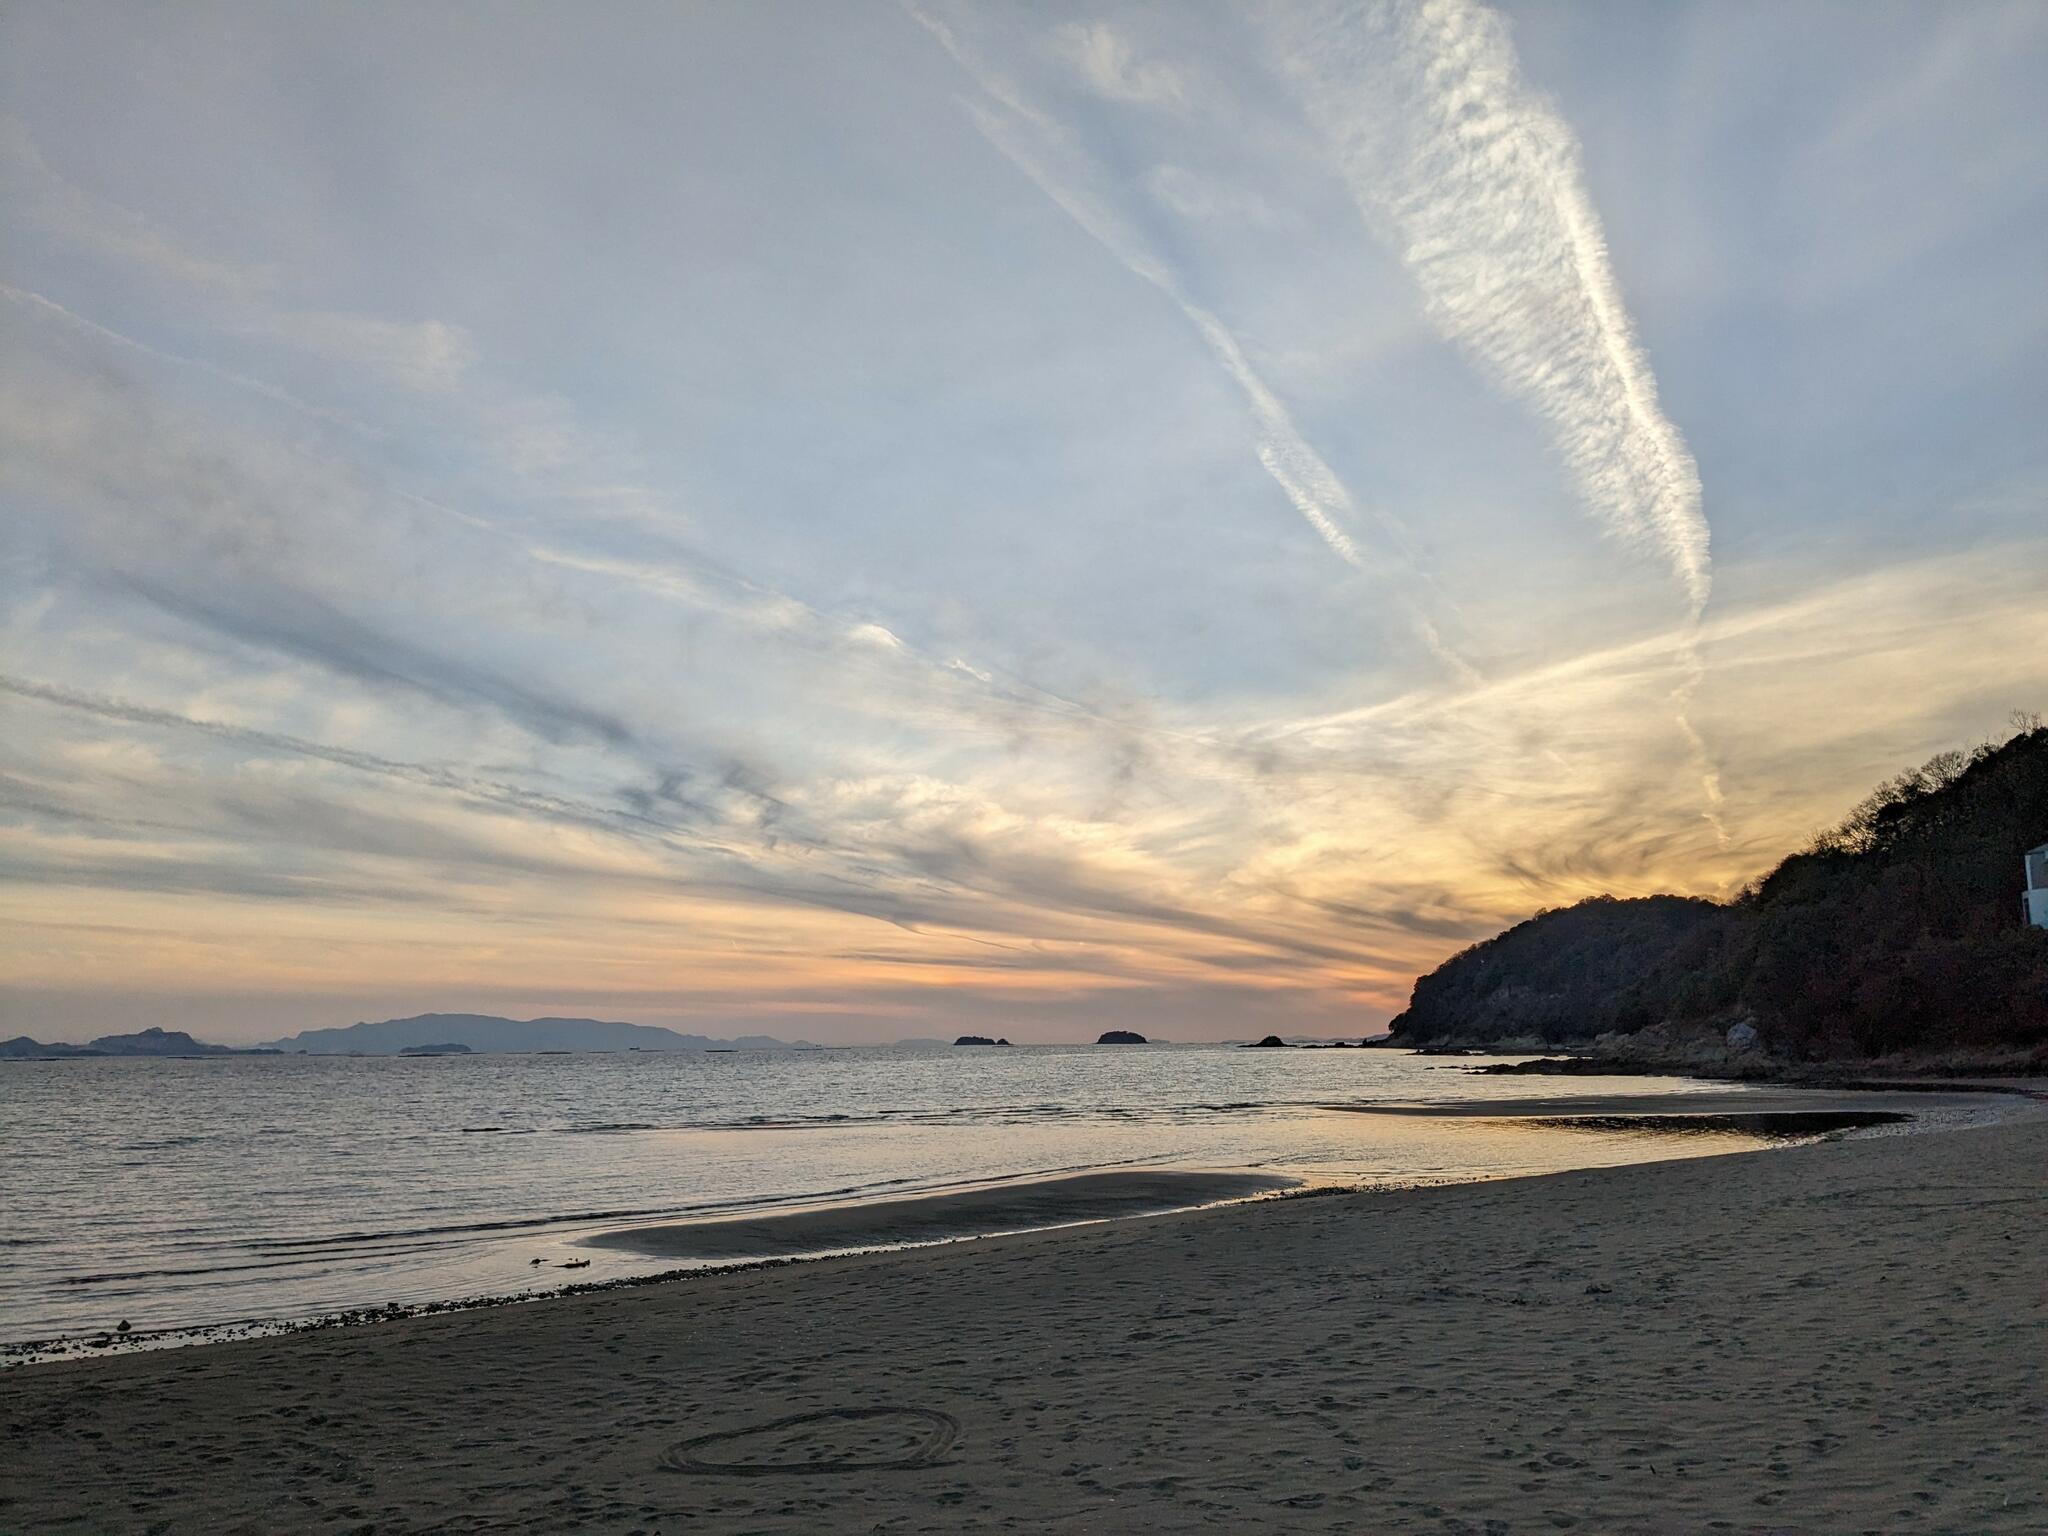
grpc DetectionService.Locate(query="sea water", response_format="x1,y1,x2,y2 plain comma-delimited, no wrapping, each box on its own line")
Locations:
0,1044,1896,1348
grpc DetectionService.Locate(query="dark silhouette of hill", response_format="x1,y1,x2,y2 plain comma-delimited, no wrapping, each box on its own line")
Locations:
261,1014,805,1054
91,1027,256,1056
0,1027,271,1059
1391,720,2048,1063
1,1036,104,1059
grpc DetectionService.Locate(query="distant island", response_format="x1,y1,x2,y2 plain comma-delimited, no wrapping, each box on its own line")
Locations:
0,1027,277,1061
260,1014,814,1055
3,1015,819,1060
0,1016,1222,1058
1391,720,2048,1070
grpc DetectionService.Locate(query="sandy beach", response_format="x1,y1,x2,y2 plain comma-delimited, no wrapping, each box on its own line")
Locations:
4,1106,2043,1533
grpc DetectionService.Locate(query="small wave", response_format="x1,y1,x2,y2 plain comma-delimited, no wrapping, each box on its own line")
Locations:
557,1122,661,1134
440,1100,1295,1138
234,1173,946,1255
63,1254,354,1285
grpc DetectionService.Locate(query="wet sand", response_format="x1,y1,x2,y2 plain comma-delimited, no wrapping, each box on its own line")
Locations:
586,1169,1299,1259
3,1106,2044,1532
1333,1086,1992,1118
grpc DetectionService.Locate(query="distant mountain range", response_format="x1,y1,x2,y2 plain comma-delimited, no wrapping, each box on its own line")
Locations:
1,1014,817,1059
2,1015,1202,1058
257,1013,813,1054
0,1027,272,1060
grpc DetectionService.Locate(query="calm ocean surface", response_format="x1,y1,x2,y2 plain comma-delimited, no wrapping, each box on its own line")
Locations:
0,1045,1866,1348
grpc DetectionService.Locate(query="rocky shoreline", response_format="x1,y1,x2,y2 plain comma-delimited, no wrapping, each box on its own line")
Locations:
1445,1044,2048,1089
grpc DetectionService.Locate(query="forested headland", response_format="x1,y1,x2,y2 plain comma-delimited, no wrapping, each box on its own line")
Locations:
1390,718,2048,1066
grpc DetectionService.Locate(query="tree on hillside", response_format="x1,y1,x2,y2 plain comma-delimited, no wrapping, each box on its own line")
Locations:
1389,719,2048,1062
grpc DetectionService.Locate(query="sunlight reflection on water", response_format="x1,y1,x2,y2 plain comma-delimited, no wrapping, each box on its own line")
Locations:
0,1045,1958,1347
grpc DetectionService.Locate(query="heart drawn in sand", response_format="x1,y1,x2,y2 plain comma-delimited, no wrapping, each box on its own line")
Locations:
658,1406,960,1476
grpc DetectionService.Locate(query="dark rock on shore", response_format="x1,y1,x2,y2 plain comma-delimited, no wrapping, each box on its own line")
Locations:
1474,1056,1691,1077
1467,1047,2048,1085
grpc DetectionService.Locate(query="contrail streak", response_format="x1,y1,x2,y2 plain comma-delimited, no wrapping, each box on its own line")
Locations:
1,282,365,433
1267,0,1710,616
0,673,712,840
909,5,1478,684
1266,0,1719,826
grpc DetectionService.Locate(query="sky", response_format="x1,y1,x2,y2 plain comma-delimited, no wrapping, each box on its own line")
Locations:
3,0,2045,1045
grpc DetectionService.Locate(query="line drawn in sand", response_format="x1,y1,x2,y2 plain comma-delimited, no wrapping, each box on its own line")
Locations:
658,1406,960,1475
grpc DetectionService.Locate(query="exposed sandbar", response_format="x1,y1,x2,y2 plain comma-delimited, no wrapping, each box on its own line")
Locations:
584,1169,1299,1259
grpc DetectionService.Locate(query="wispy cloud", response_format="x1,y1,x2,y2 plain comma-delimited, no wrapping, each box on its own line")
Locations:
0,676,672,837
1259,0,1719,831
1264,0,1710,615
1,116,472,395
4,3,2038,1041
1146,164,1277,227
1050,20,1191,110
909,5,1475,681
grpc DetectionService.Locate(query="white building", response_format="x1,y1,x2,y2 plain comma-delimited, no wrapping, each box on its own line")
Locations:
2027,844,2048,929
